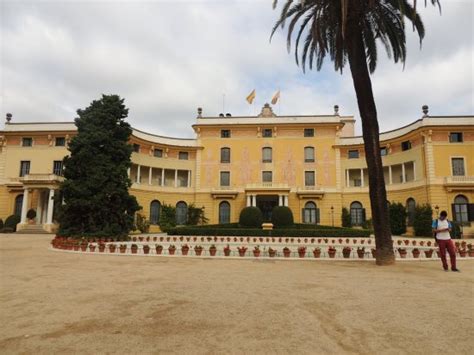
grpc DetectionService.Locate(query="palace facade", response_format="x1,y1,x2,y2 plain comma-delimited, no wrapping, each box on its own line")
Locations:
1,104,473,237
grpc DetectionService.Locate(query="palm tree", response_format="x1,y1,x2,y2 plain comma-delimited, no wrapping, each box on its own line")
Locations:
271,0,440,265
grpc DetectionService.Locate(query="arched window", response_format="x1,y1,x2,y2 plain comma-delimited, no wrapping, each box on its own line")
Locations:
176,201,188,225
304,147,315,162
262,147,272,163
150,200,161,225
406,198,416,226
219,201,231,224
220,147,230,163
303,201,319,224
14,194,23,217
350,201,365,226
453,195,469,223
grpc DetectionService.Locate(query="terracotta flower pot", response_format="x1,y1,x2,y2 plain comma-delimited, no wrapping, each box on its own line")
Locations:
209,248,217,256
143,246,150,255
328,250,336,259
399,250,407,259
283,250,291,258
89,245,96,252
424,249,433,258
181,247,189,256
80,245,88,252
357,250,365,259
109,245,116,253
223,249,231,256
99,245,106,253
459,250,467,258
468,250,474,257
313,249,321,258
412,250,420,258
131,247,138,254
168,248,176,255
253,250,261,257
269,250,276,258
119,246,127,253
238,250,246,257
342,250,351,259
194,248,203,256
155,246,163,255
298,251,305,258
73,245,80,251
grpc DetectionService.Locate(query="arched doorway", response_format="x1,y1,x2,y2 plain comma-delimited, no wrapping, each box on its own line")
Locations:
406,198,416,226
219,201,231,224
302,201,319,224
453,195,469,223
176,201,188,225
14,194,23,217
150,200,161,225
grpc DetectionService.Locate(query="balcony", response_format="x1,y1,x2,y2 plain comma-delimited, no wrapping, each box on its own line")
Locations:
20,174,64,186
444,176,474,192
296,186,325,199
210,186,239,199
244,183,290,192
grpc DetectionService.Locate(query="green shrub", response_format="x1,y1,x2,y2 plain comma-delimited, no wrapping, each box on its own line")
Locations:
0,219,3,230
450,221,462,239
135,213,150,233
159,204,176,232
187,204,209,225
26,208,37,220
413,204,433,237
239,207,263,228
167,226,371,238
4,215,21,232
271,206,294,227
389,202,407,235
2,227,14,233
341,207,351,227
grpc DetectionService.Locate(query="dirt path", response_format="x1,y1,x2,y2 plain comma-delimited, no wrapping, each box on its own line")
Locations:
0,234,472,354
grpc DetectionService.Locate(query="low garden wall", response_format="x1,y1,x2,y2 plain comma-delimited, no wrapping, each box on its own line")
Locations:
50,236,474,260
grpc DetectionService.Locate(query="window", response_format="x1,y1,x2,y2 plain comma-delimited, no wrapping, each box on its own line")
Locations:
262,171,273,183
154,149,163,158
451,158,465,176
220,148,230,163
305,171,315,187
303,201,319,224
22,138,32,147
176,201,188,225
401,141,412,151
262,147,272,163
221,130,231,138
406,198,416,226
348,150,359,159
53,161,64,176
304,128,314,137
220,171,230,187
350,202,365,226
14,195,23,217
133,144,140,153
449,132,463,143
380,147,388,156
304,147,315,162
262,129,272,137
19,161,30,177
453,195,469,224
219,201,231,224
353,179,362,187
178,152,189,160
150,200,161,225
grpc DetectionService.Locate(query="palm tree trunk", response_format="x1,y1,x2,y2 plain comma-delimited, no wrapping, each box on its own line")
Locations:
346,23,395,265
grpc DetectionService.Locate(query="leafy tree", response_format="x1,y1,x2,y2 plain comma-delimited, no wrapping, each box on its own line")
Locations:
187,204,209,225
159,204,177,232
413,204,433,237
271,0,440,265
135,213,150,233
341,207,351,227
389,202,407,236
57,95,140,237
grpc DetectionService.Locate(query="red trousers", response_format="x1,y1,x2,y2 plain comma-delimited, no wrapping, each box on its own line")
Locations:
437,239,457,270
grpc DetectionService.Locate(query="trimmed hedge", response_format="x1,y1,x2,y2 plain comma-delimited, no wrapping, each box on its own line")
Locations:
167,227,371,238
413,204,433,237
389,202,407,235
239,207,263,228
4,215,21,232
271,206,294,227
0,218,3,230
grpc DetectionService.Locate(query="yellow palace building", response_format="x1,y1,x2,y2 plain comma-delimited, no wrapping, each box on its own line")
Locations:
0,104,473,237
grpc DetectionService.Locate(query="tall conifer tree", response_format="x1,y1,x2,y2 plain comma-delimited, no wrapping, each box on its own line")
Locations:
57,95,140,237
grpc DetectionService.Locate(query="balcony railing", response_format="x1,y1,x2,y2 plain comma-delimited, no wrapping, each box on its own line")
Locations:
445,176,474,184
245,183,290,190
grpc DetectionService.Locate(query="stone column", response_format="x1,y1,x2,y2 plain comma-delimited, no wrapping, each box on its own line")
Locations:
46,189,55,224
187,170,191,187
346,170,349,187
360,169,364,187
20,188,30,223
127,167,130,177
148,167,152,185
36,191,43,225
174,170,178,188
389,166,393,185
137,165,141,184
284,195,289,207
278,195,283,206
161,169,165,186
246,195,251,207
402,163,406,183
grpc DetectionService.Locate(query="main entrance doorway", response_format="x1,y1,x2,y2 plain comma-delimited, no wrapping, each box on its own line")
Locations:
256,195,279,222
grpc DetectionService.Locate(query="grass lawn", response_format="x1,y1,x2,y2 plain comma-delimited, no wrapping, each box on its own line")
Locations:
0,234,472,354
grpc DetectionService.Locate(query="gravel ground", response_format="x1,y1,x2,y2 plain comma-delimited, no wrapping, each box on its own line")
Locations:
0,234,472,354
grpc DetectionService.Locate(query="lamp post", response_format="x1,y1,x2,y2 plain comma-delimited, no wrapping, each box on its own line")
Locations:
331,206,334,227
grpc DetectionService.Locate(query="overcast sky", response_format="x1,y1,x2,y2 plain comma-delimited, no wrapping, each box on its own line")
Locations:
1,0,473,137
